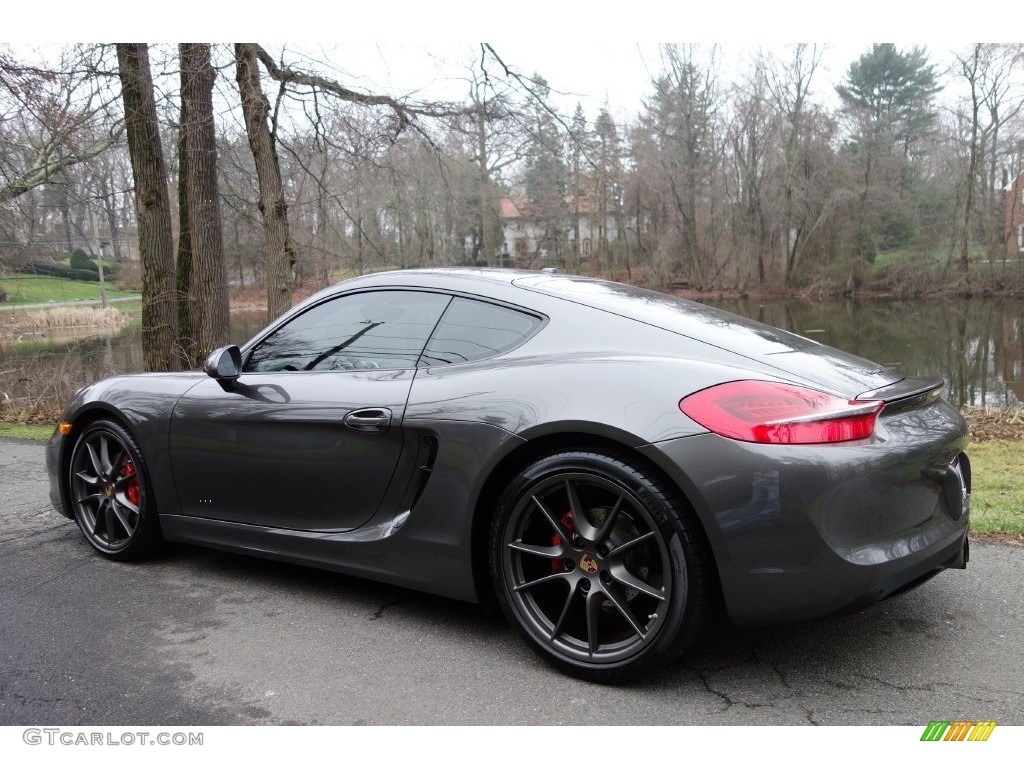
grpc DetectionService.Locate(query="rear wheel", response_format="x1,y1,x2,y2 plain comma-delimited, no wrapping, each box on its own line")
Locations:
68,419,162,560
489,450,710,683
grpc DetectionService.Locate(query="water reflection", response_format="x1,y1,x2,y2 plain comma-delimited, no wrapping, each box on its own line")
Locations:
3,302,1023,408
707,298,1024,407
0,312,270,410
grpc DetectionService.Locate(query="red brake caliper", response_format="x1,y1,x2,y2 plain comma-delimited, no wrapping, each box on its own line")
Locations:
123,461,140,507
551,511,574,572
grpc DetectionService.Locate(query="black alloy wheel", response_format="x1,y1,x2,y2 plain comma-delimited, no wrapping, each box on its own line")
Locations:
68,419,162,560
490,450,710,683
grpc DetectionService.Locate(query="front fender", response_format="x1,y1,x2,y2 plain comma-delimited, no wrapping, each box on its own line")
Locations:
52,373,205,520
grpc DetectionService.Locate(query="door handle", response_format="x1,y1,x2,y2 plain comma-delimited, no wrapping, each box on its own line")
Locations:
344,408,392,433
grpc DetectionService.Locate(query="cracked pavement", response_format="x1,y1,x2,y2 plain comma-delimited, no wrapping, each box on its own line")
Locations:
1,436,1022,725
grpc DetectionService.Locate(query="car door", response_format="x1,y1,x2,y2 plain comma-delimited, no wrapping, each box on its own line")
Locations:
169,289,452,532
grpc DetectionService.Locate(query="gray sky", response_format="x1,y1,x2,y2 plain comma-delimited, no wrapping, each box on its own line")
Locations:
306,42,871,122
5,2,1014,124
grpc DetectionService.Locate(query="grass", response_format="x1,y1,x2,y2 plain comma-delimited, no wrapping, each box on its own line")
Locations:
966,441,1024,537
873,245,945,268
0,422,54,440
0,274,137,306
873,244,1024,275
114,301,142,316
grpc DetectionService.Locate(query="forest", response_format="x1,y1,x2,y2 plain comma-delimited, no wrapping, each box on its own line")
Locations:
1,43,1023,371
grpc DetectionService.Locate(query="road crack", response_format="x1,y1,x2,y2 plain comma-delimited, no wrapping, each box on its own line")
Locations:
370,600,402,621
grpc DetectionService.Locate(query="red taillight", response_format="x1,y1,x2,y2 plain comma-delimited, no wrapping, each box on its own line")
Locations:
679,381,883,444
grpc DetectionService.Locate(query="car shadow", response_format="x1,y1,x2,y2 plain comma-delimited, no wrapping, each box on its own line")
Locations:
158,539,964,693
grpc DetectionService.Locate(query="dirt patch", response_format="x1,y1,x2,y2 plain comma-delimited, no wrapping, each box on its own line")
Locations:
229,283,325,312
969,531,1024,547
962,406,1024,443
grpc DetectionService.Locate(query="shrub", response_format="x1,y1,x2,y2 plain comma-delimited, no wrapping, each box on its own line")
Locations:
70,249,94,271
25,262,72,279
20,263,115,282
69,268,104,281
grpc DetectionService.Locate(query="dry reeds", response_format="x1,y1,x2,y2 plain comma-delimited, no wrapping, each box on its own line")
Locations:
1,306,127,331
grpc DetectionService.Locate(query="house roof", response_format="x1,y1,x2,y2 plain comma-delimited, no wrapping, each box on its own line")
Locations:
498,194,611,220
1003,170,1024,191
498,197,527,219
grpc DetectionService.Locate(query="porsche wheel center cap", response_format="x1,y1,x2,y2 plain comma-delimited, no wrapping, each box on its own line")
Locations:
104,485,114,498
579,553,599,574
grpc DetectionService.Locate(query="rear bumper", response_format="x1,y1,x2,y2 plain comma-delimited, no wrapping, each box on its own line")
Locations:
641,398,970,627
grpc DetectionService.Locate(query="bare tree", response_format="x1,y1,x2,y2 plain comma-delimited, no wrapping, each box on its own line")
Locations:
0,47,123,205
728,59,776,285
179,43,229,358
175,82,195,363
464,70,523,267
235,43,294,321
763,44,824,283
230,44,471,308
954,45,985,279
116,43,177,372
93,147,133,261
974,45,1024,258
633,44,724,289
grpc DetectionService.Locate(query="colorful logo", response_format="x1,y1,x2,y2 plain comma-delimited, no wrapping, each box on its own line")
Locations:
920,721,996,742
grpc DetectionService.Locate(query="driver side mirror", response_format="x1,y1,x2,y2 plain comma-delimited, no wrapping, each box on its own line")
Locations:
204,345,242,389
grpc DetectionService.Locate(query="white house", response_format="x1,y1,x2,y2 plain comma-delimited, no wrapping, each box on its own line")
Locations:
498,195,619,262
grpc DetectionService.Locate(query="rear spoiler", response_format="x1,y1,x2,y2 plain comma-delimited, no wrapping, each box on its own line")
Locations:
856,377,945,411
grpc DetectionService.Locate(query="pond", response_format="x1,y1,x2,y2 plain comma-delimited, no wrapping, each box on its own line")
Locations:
2,298,1023,409
705,298,1024,408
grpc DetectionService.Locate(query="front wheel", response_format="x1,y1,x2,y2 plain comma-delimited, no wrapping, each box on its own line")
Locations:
68,419,162,561
489,450,711,683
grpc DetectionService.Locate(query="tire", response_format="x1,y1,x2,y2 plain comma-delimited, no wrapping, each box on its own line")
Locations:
67,419,162,561
489,450,711,683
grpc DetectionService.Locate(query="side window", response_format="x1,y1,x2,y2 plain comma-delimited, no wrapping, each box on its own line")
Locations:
420,298,542,367
246,291,451,372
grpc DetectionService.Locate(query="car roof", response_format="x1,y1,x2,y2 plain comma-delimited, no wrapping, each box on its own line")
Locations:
331,267,539,290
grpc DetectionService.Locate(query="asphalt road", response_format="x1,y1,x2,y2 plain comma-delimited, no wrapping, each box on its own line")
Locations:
2,436,1022,726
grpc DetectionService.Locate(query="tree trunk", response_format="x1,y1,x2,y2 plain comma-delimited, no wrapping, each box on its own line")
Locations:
176,100,195,365
958,47,981,280
235,43,294,322
59,190,73,256
476,106,499,267
116,43,178,372
180,43,229,356
99,171,123,261
987,109,1001,259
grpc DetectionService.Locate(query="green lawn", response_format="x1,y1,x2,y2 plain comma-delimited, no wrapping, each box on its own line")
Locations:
871,244,1024,272
0,423,55,440
873,244,990,268
110,300,142,316
0,274,137,306
967,441,1024,536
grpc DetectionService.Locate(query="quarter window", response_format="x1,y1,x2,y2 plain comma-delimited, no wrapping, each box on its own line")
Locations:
420,298,542,367
246,291,451,372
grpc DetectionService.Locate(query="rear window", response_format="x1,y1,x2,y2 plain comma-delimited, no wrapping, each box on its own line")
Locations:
419,297,542,367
